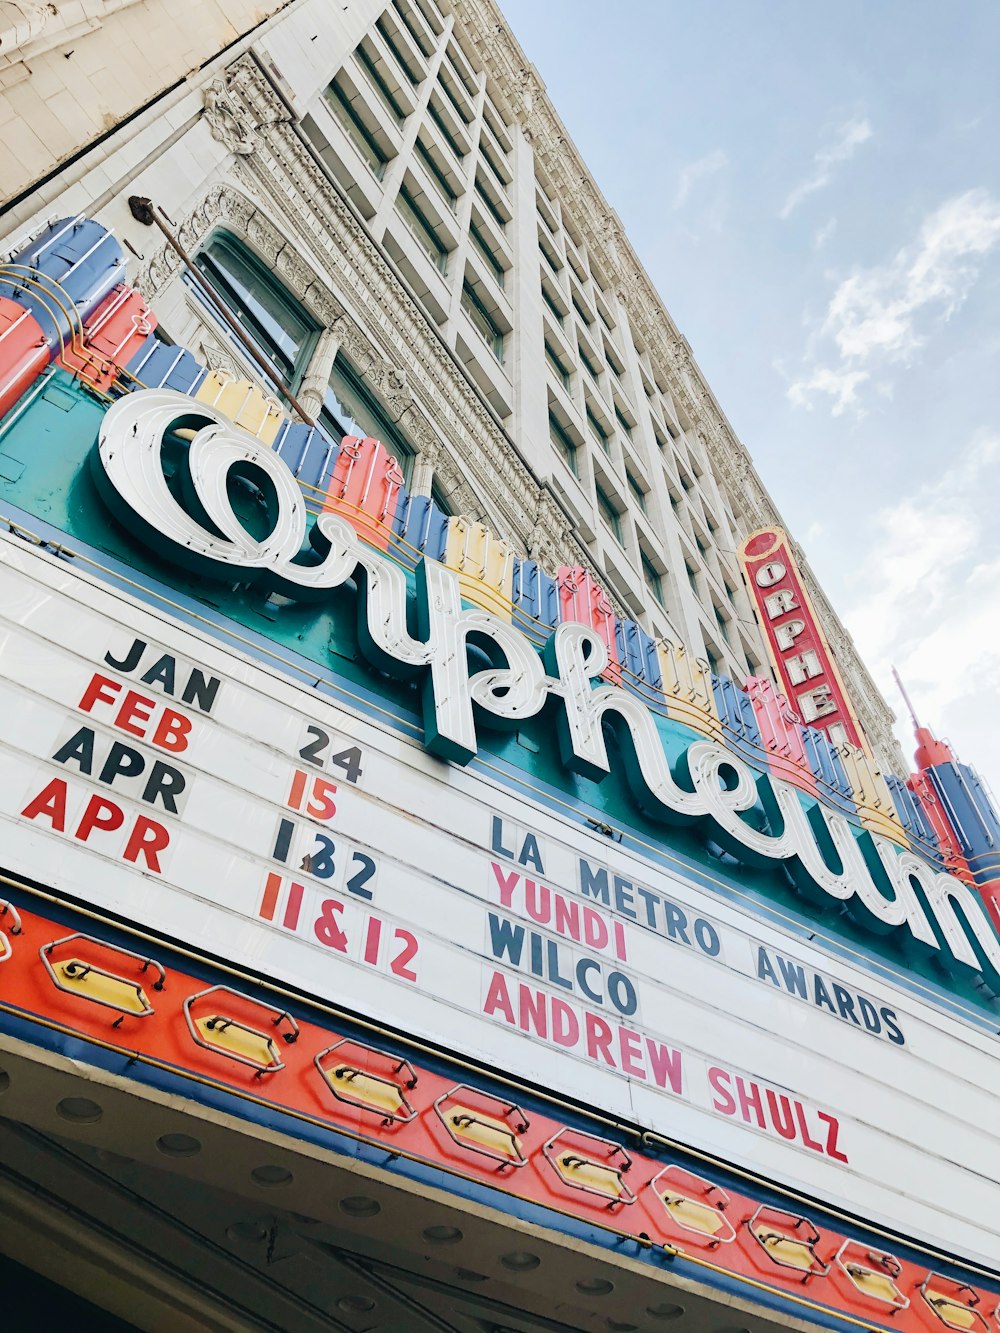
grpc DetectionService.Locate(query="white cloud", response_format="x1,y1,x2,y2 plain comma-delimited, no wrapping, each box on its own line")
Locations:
786,365,869,415
674,149,728,209
779,116,872,220
789,189,1000,413
839,430,1000,779
814,218,837,249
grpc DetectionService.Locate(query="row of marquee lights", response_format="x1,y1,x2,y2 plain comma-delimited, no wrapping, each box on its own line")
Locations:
1,217,997,906
1,886,998,1333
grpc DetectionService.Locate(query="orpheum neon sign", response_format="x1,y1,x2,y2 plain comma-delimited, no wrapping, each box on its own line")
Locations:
96,389,1000,989
739,528,863,749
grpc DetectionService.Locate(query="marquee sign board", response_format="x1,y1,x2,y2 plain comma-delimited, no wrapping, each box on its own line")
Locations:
2,534,999,1269
1,209,999,1290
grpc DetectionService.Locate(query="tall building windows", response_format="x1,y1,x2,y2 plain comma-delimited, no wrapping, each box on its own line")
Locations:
549,411,579,476
641,551,664,605
396,186,450,272
545,339,571,391
586,405,611,454
194,232,318,389
461,281,504,361
321,355,414,483
626,469,647,512
324,79,391,179
470,219,505,289
354,41,408,124
596,484,622,543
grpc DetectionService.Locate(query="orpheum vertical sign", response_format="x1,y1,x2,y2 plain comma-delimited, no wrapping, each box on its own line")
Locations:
739,528,863,750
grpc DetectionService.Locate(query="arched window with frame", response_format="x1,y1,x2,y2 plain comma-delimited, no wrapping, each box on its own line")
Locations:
193,231,319,392
321,353,416,486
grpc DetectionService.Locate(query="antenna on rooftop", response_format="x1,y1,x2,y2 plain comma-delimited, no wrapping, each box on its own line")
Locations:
891,665,921,730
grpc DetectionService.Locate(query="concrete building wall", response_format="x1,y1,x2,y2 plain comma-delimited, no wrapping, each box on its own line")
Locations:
0,0,290,209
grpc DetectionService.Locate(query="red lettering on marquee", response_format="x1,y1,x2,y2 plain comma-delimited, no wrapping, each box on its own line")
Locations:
122,815,170,871
708,1064,849,1162
76,671,192,754
21,777,69,830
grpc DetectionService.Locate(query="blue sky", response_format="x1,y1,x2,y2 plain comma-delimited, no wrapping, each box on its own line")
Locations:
501,0,1000,783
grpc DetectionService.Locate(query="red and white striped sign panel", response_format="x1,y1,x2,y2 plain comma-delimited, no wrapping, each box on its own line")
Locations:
739,527,864,750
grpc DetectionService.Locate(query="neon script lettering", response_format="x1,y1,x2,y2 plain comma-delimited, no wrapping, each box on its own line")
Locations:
95,389,1000,990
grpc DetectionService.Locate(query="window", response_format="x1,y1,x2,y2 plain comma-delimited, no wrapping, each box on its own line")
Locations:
549,411,578,476
572,293,593,327
427,97,465,161
626,470,647,512
324,80,390,179
414,137,458,212
320,355,414,483
578,339,602,383
706,646,721,676
355,41,408,123
596,296,615,333
480,140,509,193
614,404,633,439
685,561,699,596
392,0,434,57
462,281,504,361
586,405,611,453
396,186,449,273
537,194,558,235
596,485,622,543
437,65,473,124
375,15,422,86
713,603,730,644
566,248,587,284
541,280,565,326
194,232,318,389
545,340,571,391
641,552,664,604
475,174,508,231
431,476,453,514
539,232,562,277
470,219,505,289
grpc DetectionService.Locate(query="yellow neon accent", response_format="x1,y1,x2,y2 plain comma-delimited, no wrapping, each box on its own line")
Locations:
844,1263,904,1306
755,1229,818,1272
657,1192,728,1237
926,1293,978,1330
51,958,149,1014
839,744,908,846
444,518,515,621
195,1015,279,1068
328,1065,407,1117
656,640,720,736
556,1153,624,1199
448,1105,522,1160
194,373,283,444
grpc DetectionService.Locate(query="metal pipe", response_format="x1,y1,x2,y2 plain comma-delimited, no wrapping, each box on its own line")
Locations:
126,196,316,427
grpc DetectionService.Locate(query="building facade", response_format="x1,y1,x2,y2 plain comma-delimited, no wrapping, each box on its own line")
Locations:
1,1,999,1330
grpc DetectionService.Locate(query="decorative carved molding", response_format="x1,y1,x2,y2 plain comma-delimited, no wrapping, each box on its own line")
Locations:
203,75,257,157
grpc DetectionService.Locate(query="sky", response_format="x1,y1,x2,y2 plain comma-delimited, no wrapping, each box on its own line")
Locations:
499,0,1000,784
